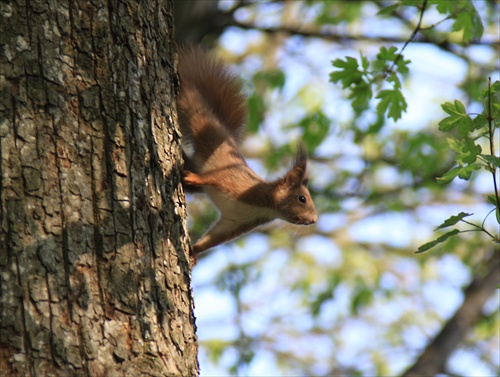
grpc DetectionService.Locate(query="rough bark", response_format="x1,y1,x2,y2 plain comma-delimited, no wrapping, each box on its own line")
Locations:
402,252,499,377
0,0,198,376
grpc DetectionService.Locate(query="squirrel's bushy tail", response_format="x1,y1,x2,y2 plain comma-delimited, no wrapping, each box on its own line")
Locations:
177,46,247,143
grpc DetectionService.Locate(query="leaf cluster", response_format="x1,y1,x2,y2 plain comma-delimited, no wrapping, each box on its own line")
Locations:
330,46,409,122
418,80,500,252
379,0,485,43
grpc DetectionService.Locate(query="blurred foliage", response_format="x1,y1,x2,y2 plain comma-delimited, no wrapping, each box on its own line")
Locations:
184,0,500,376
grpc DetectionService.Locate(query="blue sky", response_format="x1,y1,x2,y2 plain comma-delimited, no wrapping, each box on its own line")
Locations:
188,2,499,375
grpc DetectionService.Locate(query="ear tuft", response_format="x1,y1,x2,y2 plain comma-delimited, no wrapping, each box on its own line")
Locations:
295,142,310,184
294,142,308,170
281,142,309,187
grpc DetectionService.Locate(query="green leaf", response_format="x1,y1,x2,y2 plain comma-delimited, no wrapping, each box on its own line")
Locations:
437,166,461,184
481,154,500,168
472,114,488,130
376,89,407,121
491,80,500,94
351,286,373,315
349,81,372,114
438,100,472,133
311,290,333,317
463,137,482,154
452,8,484,43
366,113,385,135
415,229,460,253
203,339,231,363
360,53,369,71
265,144,292,170
387,71,402,89
396,56,411,75
486,195,500,224
434,1,455,14
247,94,265,134
457,163,481,180
254,70,286,89
457,117,473,137
456,152,477,165
446,137,463,153
377,3,399,16
437,163,481,183
330,57,363,88
311,275,340,317
493,104,500,120
486,195,498,206
435,212,473,230
298,112,331,149
376,46,398,62
456,138,481,165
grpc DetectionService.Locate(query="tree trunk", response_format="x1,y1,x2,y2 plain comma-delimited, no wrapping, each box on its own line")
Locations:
0,0,198,376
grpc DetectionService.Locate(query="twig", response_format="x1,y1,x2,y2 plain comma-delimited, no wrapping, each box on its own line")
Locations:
460,219,496,239
389,0,428,72
486,77,500,215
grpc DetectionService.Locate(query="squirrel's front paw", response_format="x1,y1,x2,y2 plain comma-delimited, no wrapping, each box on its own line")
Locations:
182,170,204,186
189,244,204,266
189,253,198,266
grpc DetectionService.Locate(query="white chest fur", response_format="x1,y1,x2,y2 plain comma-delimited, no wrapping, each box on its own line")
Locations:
204,186,279,223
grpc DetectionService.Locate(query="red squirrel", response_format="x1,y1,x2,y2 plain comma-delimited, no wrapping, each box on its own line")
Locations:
176,46,318,263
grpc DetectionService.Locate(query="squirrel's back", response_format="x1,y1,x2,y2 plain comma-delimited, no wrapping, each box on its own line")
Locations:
177,46,247,143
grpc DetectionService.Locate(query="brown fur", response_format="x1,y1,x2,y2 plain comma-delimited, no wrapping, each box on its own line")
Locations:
177,46,247,144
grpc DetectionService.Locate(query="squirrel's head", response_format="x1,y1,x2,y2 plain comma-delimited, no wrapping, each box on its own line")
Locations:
274,144,318,225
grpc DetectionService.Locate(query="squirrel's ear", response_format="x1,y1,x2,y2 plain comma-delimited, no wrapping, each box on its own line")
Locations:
294,142,308,171
283,143,309,186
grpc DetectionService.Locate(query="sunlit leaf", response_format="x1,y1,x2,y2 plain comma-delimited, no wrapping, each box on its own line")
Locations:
330,57,364,88
481,154,500,168
435,212,473,230
446,137,463,153
452,8,484,43
437,166,461,184
457,163,481,180
438,100,472,133
415,229,461,253
376,89,407,121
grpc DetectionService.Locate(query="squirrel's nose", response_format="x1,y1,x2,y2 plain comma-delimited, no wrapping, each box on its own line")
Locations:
307,214,318,225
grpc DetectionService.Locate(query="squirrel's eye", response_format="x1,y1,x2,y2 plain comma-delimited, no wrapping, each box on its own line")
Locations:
299,195,306,203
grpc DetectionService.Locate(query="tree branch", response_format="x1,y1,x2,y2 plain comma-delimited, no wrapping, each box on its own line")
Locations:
402,252,500,376
230,20,500,48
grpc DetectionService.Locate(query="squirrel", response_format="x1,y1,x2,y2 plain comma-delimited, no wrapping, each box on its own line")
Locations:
176,46,318,263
